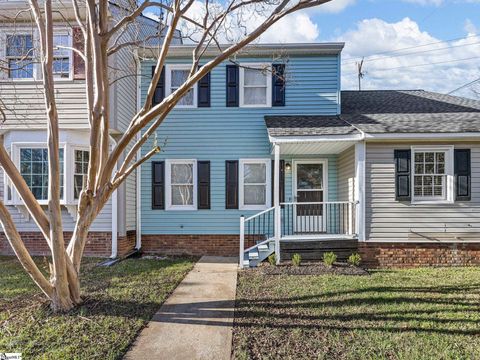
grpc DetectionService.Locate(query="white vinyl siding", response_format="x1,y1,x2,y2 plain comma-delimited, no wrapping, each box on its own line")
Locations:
366,141,480,243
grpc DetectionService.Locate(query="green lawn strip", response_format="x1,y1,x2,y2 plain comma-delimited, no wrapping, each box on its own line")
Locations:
233,267,480,360
0,255,195,359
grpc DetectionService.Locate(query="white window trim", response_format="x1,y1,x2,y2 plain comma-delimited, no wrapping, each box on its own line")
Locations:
52,31,73,81
9,142,67,205
165,159,197,210
239,158,272,211
3,28,73,82
5,142,89,206
4,31,36,81
410,145,454,205
165,64,197,108
239,63,272,108
71,146,89,202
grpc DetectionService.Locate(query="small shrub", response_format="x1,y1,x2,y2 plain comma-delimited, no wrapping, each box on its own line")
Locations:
291,253,302,267
348,253,362,266
267,254,276,266
323,252,337,267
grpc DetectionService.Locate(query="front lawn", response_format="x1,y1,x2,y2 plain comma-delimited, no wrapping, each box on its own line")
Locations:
0,255,195,359
233,267,480,359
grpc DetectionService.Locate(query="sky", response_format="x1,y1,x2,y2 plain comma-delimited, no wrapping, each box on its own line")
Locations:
146,0,480,98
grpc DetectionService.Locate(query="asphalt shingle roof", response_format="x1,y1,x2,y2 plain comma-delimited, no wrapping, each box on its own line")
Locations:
265,90,480,137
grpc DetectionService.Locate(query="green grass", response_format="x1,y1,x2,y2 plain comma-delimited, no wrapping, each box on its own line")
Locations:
0,255,195,359
233,267,480,360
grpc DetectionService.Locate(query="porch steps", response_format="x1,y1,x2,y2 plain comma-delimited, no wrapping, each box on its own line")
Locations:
243,239,275,268
280,239,358,262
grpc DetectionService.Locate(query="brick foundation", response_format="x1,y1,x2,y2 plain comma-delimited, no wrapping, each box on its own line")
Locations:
0,230,136,258
359,242,480,268
118,230,137,257
141,234,255,257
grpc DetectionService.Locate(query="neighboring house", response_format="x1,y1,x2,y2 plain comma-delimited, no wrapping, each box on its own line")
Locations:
0,1,180,258
137,43,480,268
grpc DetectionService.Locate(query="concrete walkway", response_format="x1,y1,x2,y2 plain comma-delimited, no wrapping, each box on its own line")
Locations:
124,256,238,360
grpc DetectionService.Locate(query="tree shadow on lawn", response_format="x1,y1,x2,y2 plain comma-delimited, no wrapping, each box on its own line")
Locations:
63,283,480,336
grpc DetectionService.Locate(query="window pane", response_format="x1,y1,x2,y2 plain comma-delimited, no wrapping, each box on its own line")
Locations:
425,163,434,174
425,152,434,162
171,185,193,205
177,89,194,106
9,59,33,78
415,164,424,174
171,69,188,87
244,163,266,184
53,35,69,57
297,164,323,189
20,148,64,200
6,35,33,56
244,87,267,105
171,163,193,184
74,150,89,199
244,185,266,205
244,68,267,86
436,152,445,162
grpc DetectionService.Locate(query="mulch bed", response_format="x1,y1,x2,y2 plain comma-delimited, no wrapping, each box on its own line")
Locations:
256,262,369,275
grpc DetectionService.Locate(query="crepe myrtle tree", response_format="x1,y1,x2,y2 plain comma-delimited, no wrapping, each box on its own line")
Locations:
0,0,332,312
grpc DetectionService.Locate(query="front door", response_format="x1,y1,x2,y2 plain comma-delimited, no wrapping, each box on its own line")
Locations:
294,161,326,234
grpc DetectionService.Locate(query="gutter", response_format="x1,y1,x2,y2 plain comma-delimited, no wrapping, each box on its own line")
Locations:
110,135,118,259
134,50,142,251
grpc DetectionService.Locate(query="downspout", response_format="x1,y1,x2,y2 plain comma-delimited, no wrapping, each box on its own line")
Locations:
110,135,118,258
134,50,142,250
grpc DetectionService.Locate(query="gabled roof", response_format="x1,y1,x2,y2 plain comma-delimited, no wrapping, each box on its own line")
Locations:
266,90,480,138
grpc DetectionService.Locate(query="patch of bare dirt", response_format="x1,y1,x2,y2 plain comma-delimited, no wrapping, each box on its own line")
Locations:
256,262,369,276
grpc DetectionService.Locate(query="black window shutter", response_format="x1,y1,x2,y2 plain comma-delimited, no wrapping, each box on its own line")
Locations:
226,65,239,107
455,149,471,201
197,69,210,107
394,150,411,201
152,66,165,106
152,161,165,209
198,161,211,209
272,64,285,106
225,160,239,209
271,160,285,206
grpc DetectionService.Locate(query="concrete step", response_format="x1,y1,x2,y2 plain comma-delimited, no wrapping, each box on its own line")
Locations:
249,251,259,260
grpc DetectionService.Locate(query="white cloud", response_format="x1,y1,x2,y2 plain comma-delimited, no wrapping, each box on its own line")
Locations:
464,18,478,34
402,0,443,5
260,12,319,43
315,0,356,13
335,17,480,96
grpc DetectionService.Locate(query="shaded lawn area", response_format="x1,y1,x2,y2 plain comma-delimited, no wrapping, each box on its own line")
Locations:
233,267,480,360
0,255,195,359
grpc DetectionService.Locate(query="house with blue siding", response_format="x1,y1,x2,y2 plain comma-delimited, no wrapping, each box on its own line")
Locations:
136,43,480,268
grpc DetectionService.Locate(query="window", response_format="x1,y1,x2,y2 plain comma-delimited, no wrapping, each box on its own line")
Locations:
20,148,64,200
166,159,197,210
239,159,271,210
412,146,453,203
74,150,89,199
166,65,196,107
53,34,71,79
6,34,34,79
239,64,272,107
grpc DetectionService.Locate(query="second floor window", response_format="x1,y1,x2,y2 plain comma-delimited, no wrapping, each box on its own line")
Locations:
239,64,272,107
6,34,34,79
53,34,71,78
166,65,197,108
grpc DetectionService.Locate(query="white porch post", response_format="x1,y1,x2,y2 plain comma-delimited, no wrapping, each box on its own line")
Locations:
354,141,366,241
273,143,281,264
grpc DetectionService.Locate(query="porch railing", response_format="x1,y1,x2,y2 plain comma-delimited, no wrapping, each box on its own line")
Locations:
239,207,275,268
239,201,357,267
281,201,357,237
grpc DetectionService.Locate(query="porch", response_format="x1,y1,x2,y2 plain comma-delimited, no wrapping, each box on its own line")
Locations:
239,129,365,267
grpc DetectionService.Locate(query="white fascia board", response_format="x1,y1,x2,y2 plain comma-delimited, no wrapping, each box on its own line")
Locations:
268,133,365,143
364,132,480,141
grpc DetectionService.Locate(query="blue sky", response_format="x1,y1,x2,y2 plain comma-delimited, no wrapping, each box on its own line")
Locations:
146,0,480,97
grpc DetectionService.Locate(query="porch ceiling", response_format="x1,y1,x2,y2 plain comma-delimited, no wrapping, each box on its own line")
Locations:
276,140,357,155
